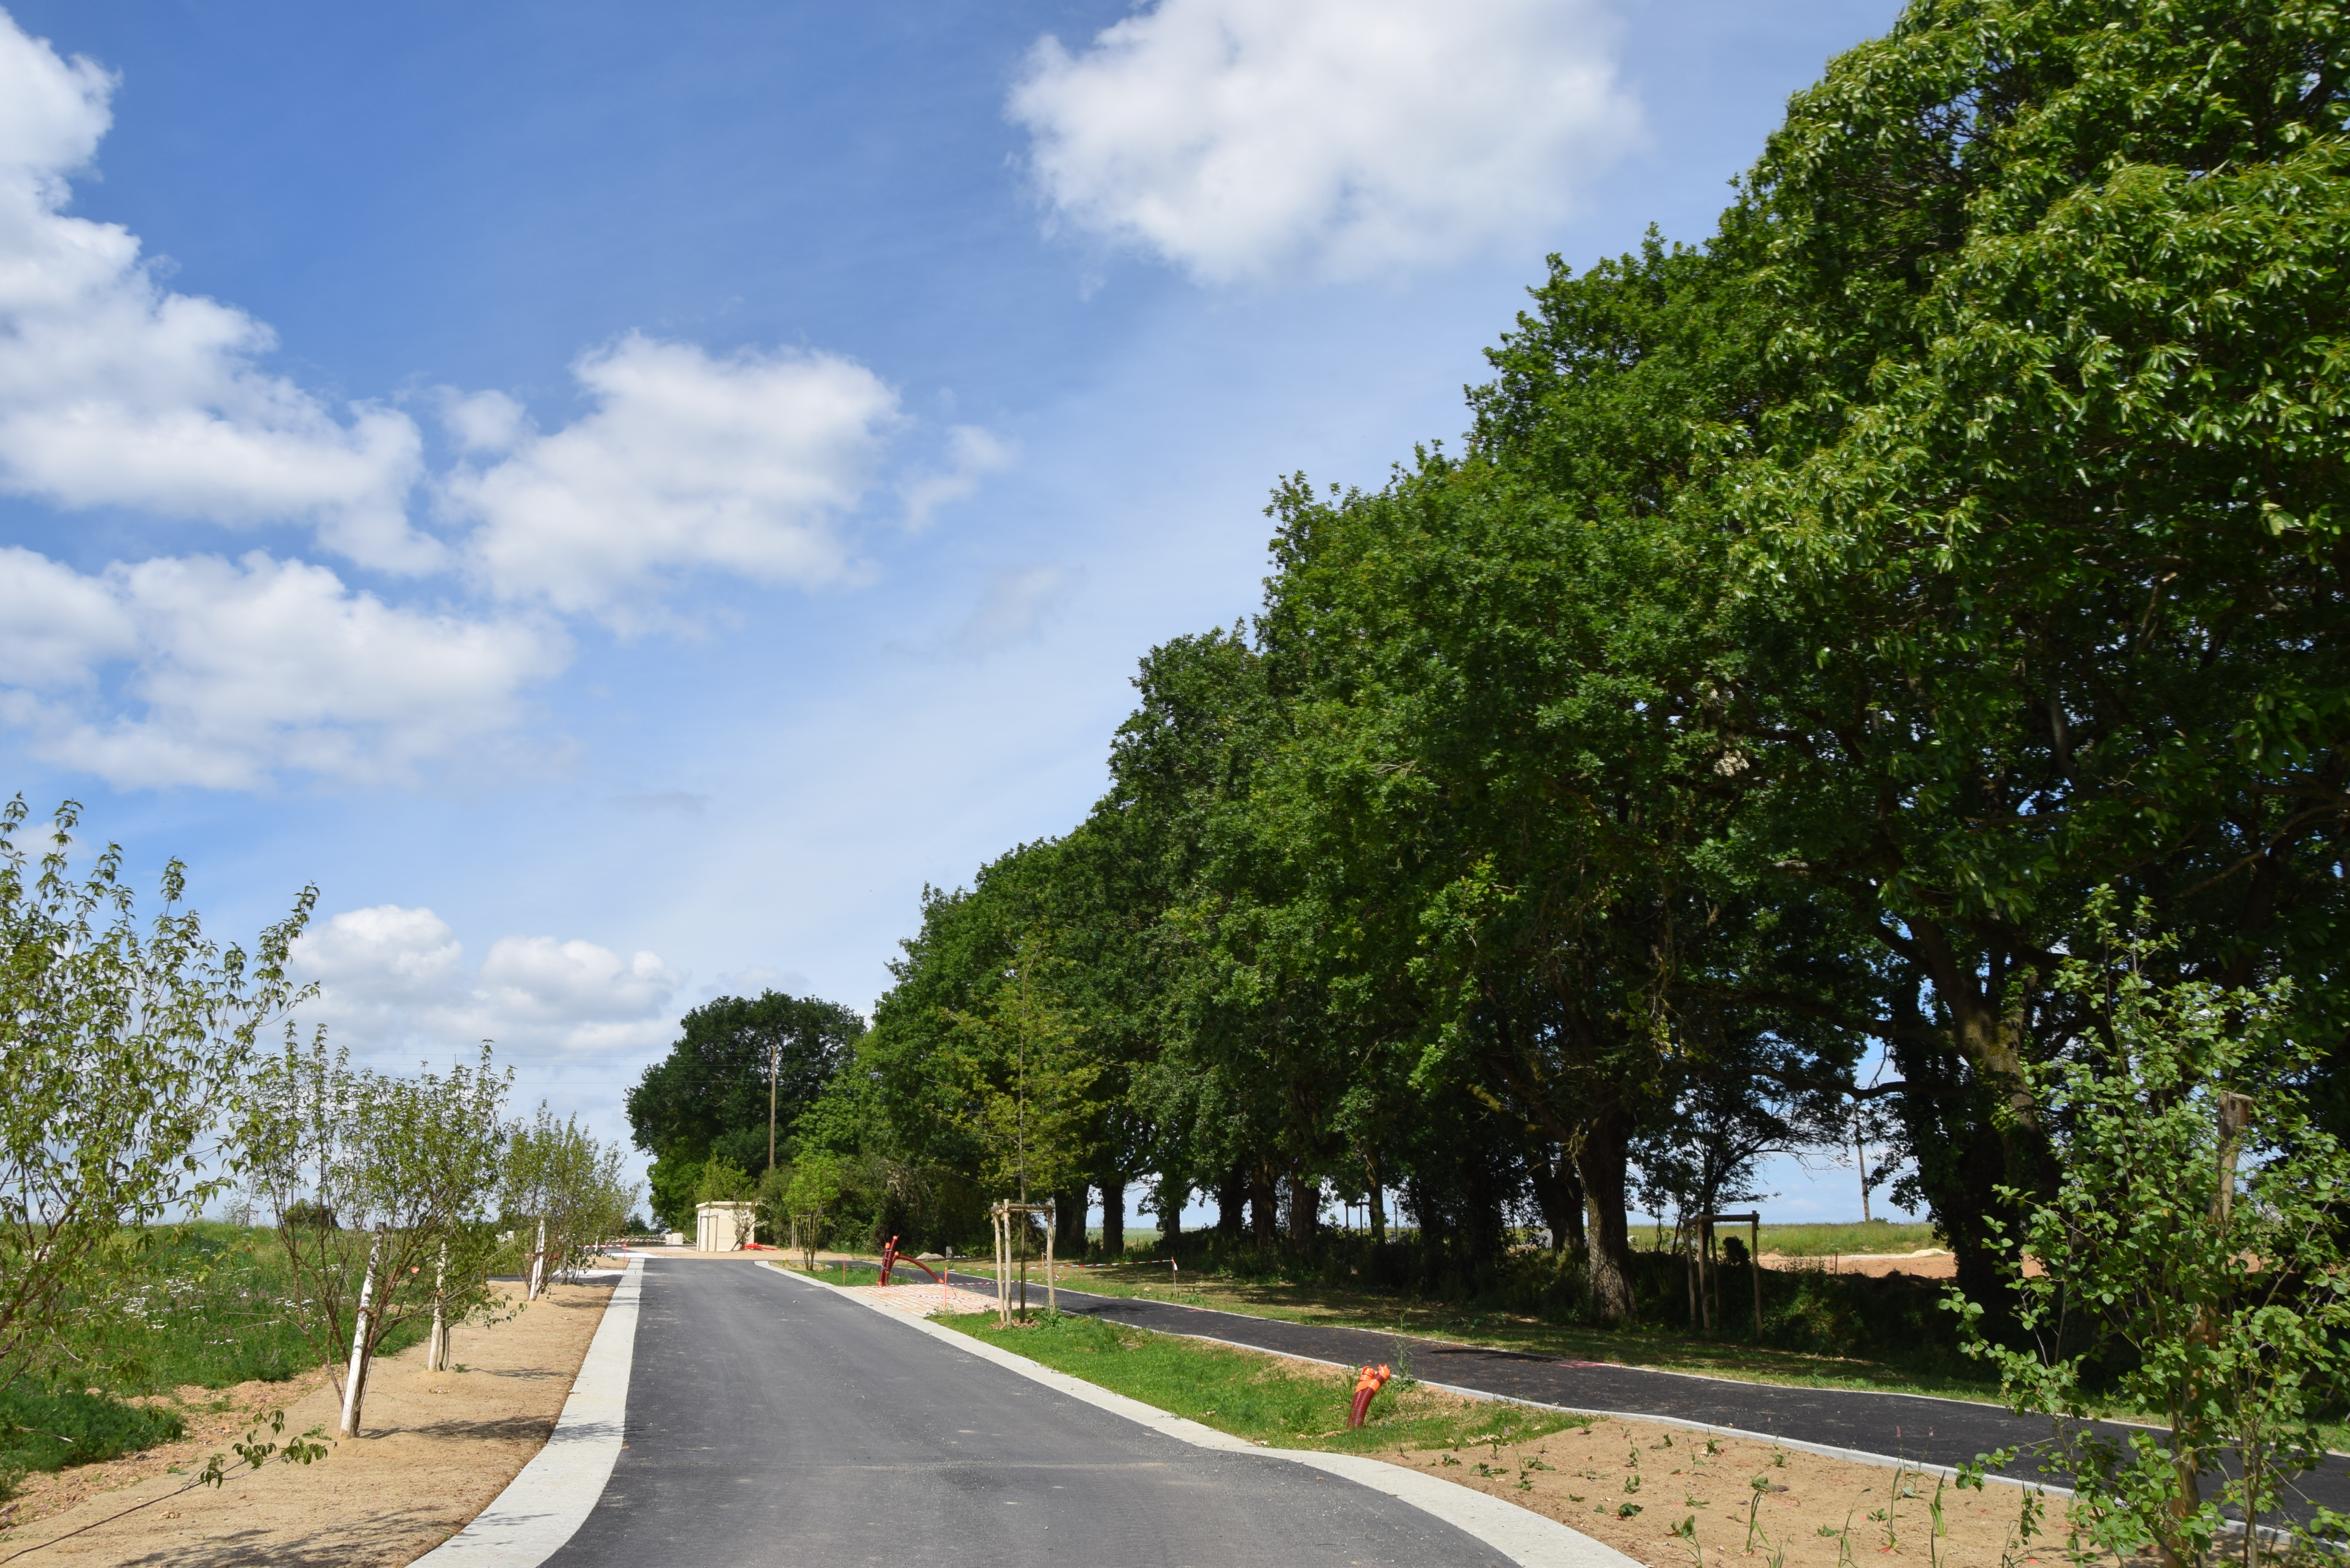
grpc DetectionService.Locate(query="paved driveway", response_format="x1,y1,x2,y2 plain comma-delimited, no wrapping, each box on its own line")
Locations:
538,1260,1516,1568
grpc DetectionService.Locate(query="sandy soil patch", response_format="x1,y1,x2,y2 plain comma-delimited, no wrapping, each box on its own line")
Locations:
1759,1251,1957,1280
1387,1416,2072,1568
0,1275,614,1567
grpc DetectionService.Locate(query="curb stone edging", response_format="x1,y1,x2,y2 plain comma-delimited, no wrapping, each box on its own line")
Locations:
408,1256,645,1567
763,1261,1641,1568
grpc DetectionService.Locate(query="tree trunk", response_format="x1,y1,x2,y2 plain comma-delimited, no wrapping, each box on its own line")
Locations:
1055,1187,1088,1257
1531,1149,1586,1255
1215,1162,1247,1236
1367,1152,1387,1247
1249,1161,1278,1248
1574,1111,1637,1323
1157,1170,1184,1244
427,1240,450,1373
1100,1178,1126,1256
1286,1170,1319,1247
339,1227,385,1438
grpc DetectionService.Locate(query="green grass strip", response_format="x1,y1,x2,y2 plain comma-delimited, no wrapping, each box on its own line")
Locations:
935,1309,1585,1456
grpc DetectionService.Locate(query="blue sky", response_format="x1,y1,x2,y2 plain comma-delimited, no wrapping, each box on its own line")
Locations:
0,0,1914,1225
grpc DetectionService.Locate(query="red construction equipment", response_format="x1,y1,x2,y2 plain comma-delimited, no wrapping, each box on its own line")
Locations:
878,1235,941,1286
1347,1364,1393,1429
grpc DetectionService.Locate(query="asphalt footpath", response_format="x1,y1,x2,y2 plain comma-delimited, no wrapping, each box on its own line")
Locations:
940,1271,2350,1525
536,1259,1520,1568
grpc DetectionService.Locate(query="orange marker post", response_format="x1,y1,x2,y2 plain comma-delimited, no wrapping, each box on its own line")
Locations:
1346,1364,1393,1429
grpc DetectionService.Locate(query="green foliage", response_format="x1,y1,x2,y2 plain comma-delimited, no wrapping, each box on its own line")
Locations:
835,0,2350,1390
941,928,1103,1200
0,1382,184,1477
1722,0,2350,1296
240,1040,514,1435
626,991,862,1229
0,799,314,1398
1951,898,2350,1565
692,1154,755,1205
504,1103,639,1279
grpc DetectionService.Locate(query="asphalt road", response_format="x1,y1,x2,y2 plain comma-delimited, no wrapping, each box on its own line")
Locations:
537,1260,1517,1568
943,1272,2350,1526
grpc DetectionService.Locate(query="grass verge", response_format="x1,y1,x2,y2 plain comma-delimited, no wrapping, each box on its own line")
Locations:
935,1309,1586,1456
781,1261,887,1287
956,1262,2006,1407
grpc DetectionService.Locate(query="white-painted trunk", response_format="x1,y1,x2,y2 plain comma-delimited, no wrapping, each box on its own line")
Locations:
427,1240,450,1371
528,1216,547,1301
339,1227,385,1438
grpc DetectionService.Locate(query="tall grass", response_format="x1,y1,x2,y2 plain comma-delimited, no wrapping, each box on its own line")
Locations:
0,1385,185,1484
64,1223,424,1394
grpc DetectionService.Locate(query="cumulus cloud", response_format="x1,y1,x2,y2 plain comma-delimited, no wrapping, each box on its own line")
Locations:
446,335,903,617
0,15,1015,791
291,904,683,1061
0,14,434,570
0,546,569,789
1009,0,1643,283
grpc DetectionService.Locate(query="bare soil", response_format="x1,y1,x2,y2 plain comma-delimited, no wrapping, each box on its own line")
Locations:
0,1275,614,1567
1386,1415,2073,1568
1759,1251,1958,1280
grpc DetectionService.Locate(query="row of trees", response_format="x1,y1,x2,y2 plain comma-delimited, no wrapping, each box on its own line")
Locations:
787,0,2348,1322
0,798,640,1440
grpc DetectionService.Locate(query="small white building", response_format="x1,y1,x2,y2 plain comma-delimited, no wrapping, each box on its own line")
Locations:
695,1201,756,1252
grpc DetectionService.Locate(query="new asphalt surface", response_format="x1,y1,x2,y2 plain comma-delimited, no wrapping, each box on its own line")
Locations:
537,1259,1517,1568
942,1270,2350,1525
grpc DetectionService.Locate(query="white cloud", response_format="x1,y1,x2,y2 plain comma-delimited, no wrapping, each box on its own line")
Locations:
901,424,1016,530
0,546,569,789
954,563,1082,654
0,13,434,570
1009,0,1643,283
447,334,903,617
291,904,683,1061
437,388,528,455
290,904,467,1006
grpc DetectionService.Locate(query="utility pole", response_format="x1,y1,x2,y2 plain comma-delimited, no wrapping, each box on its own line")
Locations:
768,1033,780,1172
1855,1110,1871,1223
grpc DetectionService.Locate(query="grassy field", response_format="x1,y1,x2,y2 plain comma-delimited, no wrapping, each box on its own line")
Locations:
937,1309,1587,1455
1730,1221,1941,1258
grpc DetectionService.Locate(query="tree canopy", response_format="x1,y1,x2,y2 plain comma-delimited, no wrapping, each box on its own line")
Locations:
625,990,863,1230
802,0,2349,1329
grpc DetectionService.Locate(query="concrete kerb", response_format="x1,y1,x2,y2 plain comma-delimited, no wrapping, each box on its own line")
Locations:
410,1255,645,1567
764,1261,1643,1568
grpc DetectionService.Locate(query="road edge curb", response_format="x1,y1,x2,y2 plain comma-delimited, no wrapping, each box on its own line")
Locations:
409,1255,646,1567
